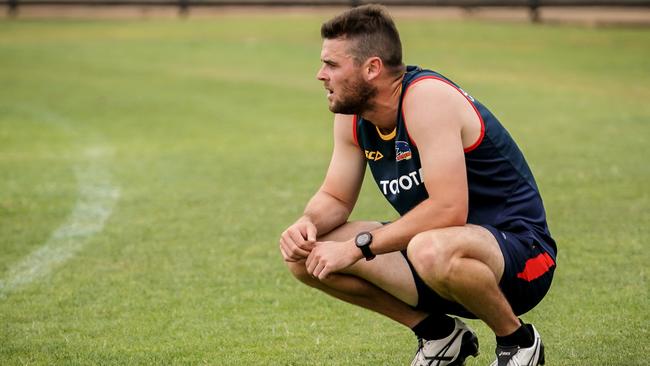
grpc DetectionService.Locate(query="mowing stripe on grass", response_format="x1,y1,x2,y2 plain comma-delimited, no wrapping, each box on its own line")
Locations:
0,146,119,298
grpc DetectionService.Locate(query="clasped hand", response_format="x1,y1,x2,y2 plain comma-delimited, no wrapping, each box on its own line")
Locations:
279,221,361,279
305,240,360,280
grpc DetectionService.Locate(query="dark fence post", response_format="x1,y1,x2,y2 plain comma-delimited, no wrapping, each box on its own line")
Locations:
528,0,540,23
8,0,18,17
178,0,189,18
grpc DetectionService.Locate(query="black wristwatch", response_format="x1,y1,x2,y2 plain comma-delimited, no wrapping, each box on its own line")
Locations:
355,231,375,261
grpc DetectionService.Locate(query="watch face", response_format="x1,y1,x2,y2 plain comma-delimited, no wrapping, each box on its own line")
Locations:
356,232,372,247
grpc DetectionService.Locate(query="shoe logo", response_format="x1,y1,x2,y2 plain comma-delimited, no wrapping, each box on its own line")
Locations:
498,351,512,357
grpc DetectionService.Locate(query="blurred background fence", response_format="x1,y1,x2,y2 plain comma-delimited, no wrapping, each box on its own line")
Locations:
2,0,650,22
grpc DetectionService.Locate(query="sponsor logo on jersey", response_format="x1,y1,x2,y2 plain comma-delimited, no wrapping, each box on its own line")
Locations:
379,168,424,196
395,141,412,162
364,150,384,161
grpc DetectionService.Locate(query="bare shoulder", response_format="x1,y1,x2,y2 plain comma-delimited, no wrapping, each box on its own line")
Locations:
402,78,472,115
402,78,481,149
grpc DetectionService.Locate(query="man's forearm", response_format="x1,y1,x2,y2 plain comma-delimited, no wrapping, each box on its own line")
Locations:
300,190,352,237
369,198,467,254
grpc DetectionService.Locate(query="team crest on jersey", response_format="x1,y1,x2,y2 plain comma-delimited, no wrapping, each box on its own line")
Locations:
395,141,412,161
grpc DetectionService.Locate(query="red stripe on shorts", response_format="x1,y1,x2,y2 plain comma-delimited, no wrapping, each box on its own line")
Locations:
517,252,556,282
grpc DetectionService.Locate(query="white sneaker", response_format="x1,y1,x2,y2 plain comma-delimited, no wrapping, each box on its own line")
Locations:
490,324,545,366
410,318,479,366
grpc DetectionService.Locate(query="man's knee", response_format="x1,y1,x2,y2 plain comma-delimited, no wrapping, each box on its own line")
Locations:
285,261,318,287
406,231,460,291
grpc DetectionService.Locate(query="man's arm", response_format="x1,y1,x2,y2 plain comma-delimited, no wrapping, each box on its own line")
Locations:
306,79,481,279
279,114,365,262
368,79,479,254
303,114,366,235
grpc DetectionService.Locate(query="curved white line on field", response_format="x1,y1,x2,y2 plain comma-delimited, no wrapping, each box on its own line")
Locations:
0,146,120,298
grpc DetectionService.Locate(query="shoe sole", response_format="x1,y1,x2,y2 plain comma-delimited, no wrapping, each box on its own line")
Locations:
448,331,480,366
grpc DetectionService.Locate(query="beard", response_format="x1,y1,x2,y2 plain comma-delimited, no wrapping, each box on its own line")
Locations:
328,75,377,115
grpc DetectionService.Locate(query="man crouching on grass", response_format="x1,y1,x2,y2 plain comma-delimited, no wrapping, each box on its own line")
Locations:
279,5,556,366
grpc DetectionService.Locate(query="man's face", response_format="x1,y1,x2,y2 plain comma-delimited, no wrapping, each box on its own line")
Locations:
316,38,377,115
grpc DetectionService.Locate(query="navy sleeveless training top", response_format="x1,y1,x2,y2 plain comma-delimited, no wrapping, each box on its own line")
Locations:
355,66,556,255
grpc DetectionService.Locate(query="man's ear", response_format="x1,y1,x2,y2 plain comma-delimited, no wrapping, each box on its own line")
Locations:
365,57,383,81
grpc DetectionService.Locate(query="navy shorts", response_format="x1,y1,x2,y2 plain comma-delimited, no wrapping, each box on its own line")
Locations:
403,224,557,318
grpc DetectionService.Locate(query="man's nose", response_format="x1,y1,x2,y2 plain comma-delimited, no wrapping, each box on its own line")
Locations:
316,65,327,81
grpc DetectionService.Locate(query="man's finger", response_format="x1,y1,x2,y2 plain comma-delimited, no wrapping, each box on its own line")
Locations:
291,246,311,259
312,260,326,279
281,237,310,260
299,240,316,252
293,231,315,251
305,253,315,274
318,265,330,280
279,241,293,261
288,229,307,246
306,224,317,243
279,246,298,262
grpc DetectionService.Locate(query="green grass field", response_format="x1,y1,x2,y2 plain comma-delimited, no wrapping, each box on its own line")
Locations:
1,13,648,365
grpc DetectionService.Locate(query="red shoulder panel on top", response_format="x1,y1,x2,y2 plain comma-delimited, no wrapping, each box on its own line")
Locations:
352,115,359,147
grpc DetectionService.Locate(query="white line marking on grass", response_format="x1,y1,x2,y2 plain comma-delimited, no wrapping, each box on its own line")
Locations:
0,146,120,298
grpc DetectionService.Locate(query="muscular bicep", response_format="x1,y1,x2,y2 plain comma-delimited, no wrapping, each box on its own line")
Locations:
403,80,471,221
319,114,366,211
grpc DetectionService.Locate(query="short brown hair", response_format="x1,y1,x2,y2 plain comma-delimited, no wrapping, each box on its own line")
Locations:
321,4,404,74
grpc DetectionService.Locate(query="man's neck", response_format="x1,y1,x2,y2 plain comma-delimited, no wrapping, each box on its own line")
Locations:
361,74,404,132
